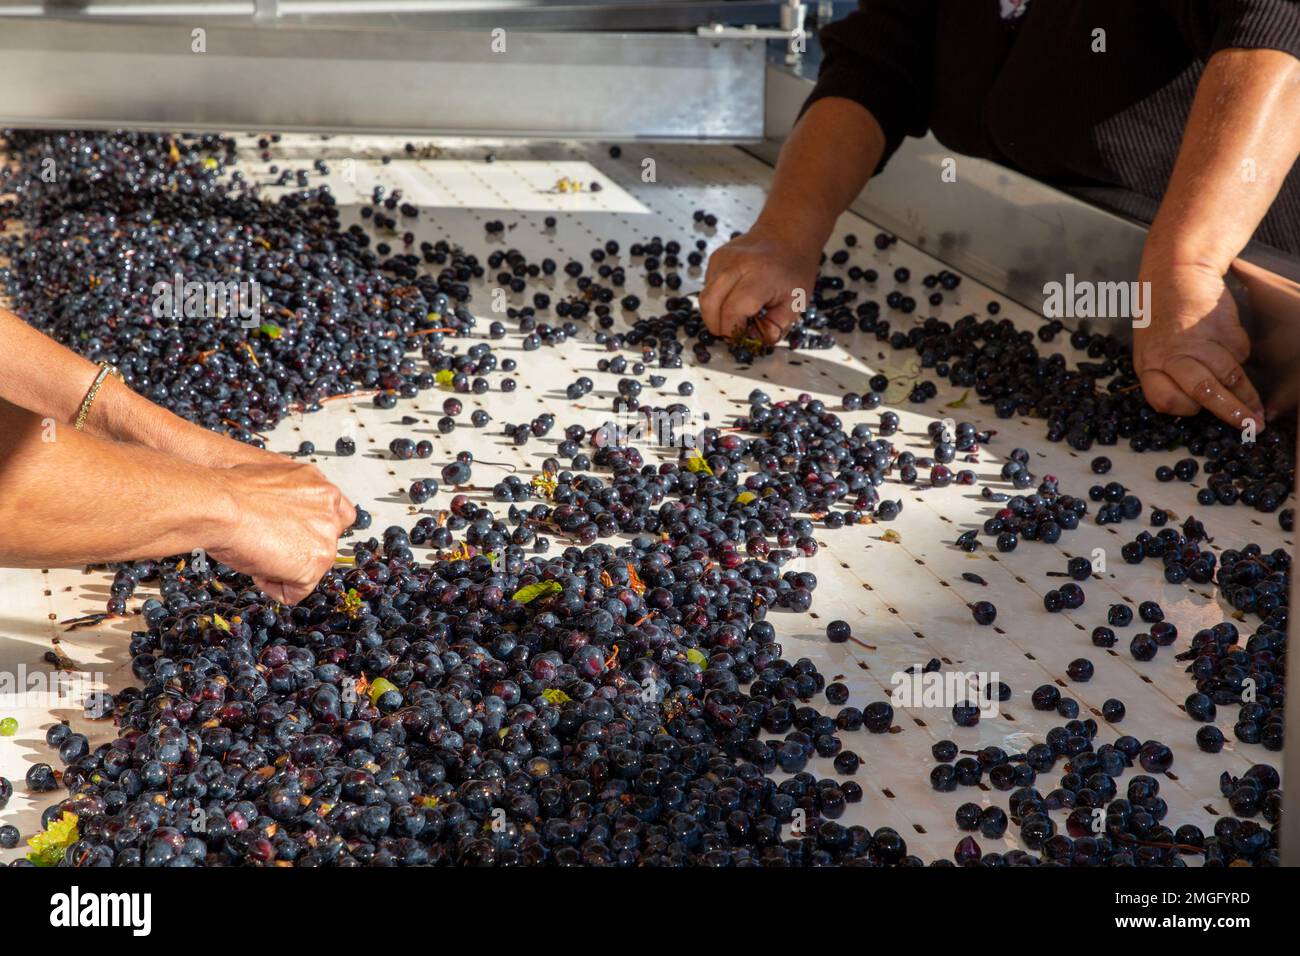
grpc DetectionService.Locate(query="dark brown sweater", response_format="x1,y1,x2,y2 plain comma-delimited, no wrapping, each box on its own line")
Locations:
806,0,1300,256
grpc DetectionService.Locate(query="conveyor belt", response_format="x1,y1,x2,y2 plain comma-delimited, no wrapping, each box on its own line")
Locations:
0,134,1288,863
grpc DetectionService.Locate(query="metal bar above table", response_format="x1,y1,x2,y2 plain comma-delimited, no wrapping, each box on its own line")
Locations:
0,16,767,140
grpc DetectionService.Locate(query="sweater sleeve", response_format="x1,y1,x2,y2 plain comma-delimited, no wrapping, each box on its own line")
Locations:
1167,0,1300,61
800,0,940,174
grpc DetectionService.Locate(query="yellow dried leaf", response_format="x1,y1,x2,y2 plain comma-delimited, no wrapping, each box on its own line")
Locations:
27,812,79,867
683,452,713,476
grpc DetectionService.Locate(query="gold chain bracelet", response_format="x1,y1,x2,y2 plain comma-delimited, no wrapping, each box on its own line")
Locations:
73,362,124,431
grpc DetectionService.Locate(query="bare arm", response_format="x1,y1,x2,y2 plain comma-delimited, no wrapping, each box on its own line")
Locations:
700,98,886,342
753,97,886,258
0,305,280,467
1135,47,1300,426
0,398,355,603
0,398,237,566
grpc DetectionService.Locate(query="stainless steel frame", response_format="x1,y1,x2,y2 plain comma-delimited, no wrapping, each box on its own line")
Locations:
0,15,767,139
753,64,1153,323
0,1,791,30
754,61,1300,320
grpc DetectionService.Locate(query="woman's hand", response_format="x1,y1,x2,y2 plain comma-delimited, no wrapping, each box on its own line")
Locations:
206,460,357,605
1133,262,1264,429
699,222,821,345
0,402,351,608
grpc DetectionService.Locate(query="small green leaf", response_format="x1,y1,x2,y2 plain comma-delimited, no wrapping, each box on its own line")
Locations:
512,580,563,604
541,688,572,705
212,613,231,633
735,491,756,505
435,369,455,387
258,322,282,340
945,390,970,409
368,677,399,704
685,648,708,670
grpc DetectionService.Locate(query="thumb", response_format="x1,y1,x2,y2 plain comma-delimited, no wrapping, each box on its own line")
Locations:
755,299,799,345
336,493,358,530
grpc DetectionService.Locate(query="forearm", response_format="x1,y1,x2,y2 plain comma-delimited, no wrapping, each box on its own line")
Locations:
1144,48,1300,275
0,306,277,468
0,306,107,425
754,97,887,246
0,398,236,567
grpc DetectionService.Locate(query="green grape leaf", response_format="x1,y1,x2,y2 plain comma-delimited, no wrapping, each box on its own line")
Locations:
512,580,562,604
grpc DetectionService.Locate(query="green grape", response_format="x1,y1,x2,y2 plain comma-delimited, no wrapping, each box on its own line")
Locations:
0,717,18,737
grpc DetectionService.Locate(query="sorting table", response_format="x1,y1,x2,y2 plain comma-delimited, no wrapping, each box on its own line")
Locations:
0,134,1286,863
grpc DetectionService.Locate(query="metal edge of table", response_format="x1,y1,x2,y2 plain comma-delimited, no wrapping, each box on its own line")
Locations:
1,0,789,29
754,62,1300,320
0,15,767,141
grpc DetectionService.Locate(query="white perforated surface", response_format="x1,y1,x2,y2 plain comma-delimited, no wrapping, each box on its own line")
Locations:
0,134,1289,863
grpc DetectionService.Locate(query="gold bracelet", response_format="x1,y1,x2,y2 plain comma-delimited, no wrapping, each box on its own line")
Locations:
73,362,123,431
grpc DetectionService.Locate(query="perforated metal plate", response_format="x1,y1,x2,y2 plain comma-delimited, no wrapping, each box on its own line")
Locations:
0,135,1288,862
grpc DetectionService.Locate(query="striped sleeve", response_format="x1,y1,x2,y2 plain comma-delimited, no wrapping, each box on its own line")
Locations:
1169,0,1300,60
